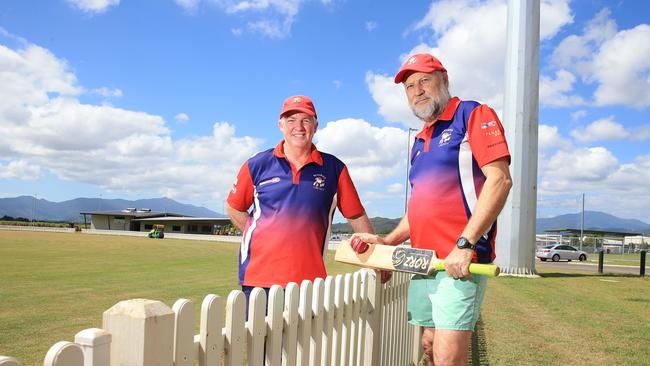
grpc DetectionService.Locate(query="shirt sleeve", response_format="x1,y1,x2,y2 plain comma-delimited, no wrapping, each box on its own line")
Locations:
467,104,511,167
226,161,255,212
336,165,365,219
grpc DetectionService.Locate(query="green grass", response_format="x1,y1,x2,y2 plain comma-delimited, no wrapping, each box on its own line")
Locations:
1,231,648,365
585,252,649,266
0,221,71,228
0,230,356,365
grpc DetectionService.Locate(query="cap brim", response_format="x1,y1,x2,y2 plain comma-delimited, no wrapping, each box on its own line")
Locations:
280,107,316,118
394,65,442,84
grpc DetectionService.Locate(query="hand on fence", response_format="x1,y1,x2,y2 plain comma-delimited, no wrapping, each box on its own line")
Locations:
378,270,392,283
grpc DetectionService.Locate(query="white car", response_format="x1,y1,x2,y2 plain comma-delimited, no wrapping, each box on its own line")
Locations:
536,244,588,262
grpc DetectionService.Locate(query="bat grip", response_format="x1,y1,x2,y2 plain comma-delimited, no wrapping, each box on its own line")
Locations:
433,262,500,277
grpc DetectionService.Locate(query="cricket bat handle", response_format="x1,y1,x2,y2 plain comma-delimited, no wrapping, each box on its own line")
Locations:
432,262,500,277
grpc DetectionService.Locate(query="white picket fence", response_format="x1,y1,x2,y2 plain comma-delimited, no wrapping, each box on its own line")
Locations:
0,269,421,366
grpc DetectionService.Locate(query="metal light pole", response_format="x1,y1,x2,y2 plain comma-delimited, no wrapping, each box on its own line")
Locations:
404,128,418,214
580,193,585,251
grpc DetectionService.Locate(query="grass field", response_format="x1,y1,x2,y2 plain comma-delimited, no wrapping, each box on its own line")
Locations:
1,231,649,365
585,252,648,267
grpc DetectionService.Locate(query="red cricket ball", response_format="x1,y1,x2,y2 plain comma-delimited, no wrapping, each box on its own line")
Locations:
350,237,369,254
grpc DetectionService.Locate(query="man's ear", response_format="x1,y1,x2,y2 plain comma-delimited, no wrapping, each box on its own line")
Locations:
442,72,449,88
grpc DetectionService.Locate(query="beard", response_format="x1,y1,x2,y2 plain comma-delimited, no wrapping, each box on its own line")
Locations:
410,84,451,122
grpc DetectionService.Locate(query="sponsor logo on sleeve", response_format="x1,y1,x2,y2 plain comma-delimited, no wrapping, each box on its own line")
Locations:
481,120,497,129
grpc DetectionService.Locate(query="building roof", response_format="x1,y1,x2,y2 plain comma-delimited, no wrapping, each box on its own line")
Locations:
79,209,185,218
544,228,642,237
133,216,230,222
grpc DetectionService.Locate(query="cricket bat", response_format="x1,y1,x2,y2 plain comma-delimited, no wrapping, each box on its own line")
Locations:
335,240,500,277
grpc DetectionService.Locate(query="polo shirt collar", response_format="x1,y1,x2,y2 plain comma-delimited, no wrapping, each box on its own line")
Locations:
273,140,324,166
414,96,460,152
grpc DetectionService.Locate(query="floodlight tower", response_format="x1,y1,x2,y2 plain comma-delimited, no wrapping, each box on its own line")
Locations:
496,0,540,275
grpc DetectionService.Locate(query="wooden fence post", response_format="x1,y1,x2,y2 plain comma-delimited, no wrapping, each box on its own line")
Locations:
0,356,21,366
362,270,382,366
74,328,111,366
266,285,285,366
297,280,313,366
43,341,84,366
309,278,324,366
246,288,267,366
198,294,223,366
172,299,195,366
103,299,174,365
224,291,246,366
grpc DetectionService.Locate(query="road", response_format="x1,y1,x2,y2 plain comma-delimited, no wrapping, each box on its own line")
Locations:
535,259,646,275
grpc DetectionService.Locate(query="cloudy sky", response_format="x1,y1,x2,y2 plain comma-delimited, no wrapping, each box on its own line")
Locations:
1,0,649,224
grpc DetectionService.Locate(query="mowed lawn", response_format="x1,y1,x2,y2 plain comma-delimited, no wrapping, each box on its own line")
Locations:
1,231,649,365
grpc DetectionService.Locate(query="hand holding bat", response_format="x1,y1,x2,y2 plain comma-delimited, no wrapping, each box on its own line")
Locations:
336,239,500,277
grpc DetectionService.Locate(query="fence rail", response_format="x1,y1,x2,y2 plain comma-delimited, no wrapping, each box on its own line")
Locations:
1,270,421,366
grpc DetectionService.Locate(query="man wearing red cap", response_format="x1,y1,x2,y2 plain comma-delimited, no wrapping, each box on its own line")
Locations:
352,54,512,365
226,95,377,308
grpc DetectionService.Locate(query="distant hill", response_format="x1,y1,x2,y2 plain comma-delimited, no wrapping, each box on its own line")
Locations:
0,196,224,222
332,211,650,236
332,217,401,234
536,211,650,235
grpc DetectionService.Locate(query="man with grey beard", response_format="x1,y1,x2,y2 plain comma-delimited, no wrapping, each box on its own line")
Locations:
351,53,512,366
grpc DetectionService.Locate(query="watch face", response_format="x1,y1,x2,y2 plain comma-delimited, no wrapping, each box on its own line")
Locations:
456,237,473,249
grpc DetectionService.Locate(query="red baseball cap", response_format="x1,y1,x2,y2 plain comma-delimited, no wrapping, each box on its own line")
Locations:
279,95,317,118
394,53,447,84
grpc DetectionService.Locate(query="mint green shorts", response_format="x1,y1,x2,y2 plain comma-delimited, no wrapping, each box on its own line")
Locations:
407,272,487,331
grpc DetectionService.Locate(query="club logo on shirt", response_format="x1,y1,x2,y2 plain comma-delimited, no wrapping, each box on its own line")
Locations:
259,177,281,186
313,174,326,190
438,129,453,146
481,121,497,129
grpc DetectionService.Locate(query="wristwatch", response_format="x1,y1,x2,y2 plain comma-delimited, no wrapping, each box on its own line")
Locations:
456,236,476,250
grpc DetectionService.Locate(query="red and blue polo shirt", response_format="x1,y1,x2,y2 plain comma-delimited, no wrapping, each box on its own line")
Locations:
408,97,510,263
227,141,365,288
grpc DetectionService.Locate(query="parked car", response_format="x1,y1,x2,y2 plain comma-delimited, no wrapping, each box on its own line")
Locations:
536,244,588,262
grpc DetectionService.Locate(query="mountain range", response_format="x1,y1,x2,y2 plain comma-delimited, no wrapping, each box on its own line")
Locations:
1,196,649,236
0,196,223,222
332,211,650,236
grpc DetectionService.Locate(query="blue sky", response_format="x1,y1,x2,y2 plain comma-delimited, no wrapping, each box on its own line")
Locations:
0,0,649,224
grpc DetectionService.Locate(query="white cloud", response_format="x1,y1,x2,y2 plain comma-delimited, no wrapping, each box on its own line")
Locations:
386,183,404,195
66,0,120,13
175,0,201,12
366,21,378,32
538,124,571,151
543,147,619,184
539,69,585,107
177,0,306,39
592,24,650,107
0,160,41,180
632,126,650,141
570,117,630,142
369,0,573,127
93,87,123,98
0,39,263,204
552,9,650,108
539,151,650,222
315,119,408,187
175,113,190,122
365,71,422,128
571,110,587,121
